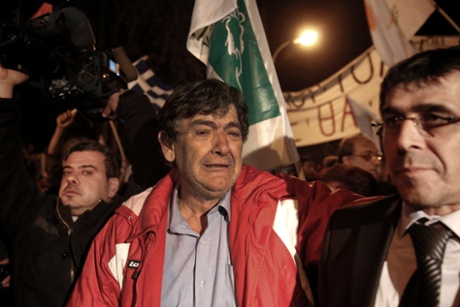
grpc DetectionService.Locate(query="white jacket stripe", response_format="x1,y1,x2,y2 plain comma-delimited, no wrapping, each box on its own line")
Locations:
108,243,131,290
272,199,299,262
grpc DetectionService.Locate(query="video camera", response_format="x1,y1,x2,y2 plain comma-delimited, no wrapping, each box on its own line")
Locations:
0,5,138,120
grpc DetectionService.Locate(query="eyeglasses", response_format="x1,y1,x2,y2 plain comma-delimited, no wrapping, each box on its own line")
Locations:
371,113,460,136
351,153,383,162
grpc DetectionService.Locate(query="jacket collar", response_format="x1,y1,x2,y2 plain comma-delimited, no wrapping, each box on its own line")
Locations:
124,165,295,243
123,169,176,242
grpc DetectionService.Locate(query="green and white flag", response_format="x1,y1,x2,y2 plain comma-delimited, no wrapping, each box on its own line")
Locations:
187,0,300,171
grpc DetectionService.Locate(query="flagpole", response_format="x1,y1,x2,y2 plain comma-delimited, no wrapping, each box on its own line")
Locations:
429,0,460,34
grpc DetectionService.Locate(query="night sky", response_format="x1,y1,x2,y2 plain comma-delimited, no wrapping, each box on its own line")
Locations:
261,0,460,91
2,0,460,150
14,0,458,92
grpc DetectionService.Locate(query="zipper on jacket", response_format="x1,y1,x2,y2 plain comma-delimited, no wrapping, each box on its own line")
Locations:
130,231,157,307
131,269,139,307
55,198,75,282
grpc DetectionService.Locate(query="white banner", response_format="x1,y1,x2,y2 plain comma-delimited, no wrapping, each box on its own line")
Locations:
284,36,460,148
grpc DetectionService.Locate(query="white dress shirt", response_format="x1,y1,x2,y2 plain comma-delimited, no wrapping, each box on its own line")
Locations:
374,204,460,307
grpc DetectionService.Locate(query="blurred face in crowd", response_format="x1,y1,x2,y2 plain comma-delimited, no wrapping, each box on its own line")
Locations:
59,151,119,216
382,71,460,215
302,160,317,181
342,137,382,178
160,105,244,202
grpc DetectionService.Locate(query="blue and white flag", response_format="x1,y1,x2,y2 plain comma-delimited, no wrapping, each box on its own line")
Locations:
128,56,174,110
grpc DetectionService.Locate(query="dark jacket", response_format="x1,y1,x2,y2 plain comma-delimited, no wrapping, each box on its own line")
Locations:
317,195,401,307
0,91,169,307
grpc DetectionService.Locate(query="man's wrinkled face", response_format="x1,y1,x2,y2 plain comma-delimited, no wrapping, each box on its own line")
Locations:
160,105,243,201
382,71,460,214
59,151,119,216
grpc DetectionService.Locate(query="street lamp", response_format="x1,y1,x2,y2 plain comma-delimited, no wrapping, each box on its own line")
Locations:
272,29,319,64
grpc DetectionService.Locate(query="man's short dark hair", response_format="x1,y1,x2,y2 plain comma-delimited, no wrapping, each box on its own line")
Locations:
63,141,121,179
380,46,460,110
158,79,249,146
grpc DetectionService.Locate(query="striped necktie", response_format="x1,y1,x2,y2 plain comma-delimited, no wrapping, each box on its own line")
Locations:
398,220,453,307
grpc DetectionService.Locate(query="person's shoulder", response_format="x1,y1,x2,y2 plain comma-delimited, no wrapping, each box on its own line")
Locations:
120,187,154,217
348,194,400,209
236,165,287,188
331,194,401,225
118,171,175,217
0,97,19,110
34,192,59,217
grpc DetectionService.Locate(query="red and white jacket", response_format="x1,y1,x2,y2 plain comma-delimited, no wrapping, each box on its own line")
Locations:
67,165,363,307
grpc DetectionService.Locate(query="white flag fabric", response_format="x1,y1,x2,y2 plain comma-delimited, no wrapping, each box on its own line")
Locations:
187,0,299,171
384,0,435,40
347,95,381,150
364,0,414,66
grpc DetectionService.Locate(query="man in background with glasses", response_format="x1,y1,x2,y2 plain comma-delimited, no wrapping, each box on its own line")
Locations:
318,46,460,306
337,134,383,179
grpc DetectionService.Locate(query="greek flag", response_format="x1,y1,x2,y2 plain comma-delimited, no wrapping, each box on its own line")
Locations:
128,56,174,111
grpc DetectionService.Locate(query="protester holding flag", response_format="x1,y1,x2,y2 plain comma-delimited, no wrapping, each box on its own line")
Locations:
66,79,366,307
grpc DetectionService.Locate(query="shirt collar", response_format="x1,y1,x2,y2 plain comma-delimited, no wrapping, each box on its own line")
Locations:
169,185,232,230
400,202,460,238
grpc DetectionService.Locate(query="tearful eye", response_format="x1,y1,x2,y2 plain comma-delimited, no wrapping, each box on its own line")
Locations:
196,130,210,136
228,131,241,138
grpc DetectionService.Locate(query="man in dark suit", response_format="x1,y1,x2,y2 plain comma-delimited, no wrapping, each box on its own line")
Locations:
318,46,460,307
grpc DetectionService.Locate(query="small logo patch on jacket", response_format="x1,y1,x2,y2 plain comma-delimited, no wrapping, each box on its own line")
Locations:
127,260,140,268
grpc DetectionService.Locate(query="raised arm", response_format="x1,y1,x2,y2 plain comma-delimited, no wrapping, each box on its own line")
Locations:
47,108,77,155
0,65,42,232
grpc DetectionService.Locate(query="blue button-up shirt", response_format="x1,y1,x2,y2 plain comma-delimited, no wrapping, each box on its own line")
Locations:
161,187,236,307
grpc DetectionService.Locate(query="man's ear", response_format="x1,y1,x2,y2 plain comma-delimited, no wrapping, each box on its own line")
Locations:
107,177,120,198
158,131,175,163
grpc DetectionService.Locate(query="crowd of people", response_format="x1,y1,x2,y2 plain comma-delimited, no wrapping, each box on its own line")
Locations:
1,45,459,306
0,68,170,306
299,132,399,197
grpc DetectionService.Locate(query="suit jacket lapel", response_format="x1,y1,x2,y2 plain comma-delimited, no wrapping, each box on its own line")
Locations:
350,197,400,306
319,195,401,307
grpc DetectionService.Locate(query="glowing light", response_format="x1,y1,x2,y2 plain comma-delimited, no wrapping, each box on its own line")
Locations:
272,28,320,64
294,29,318,47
